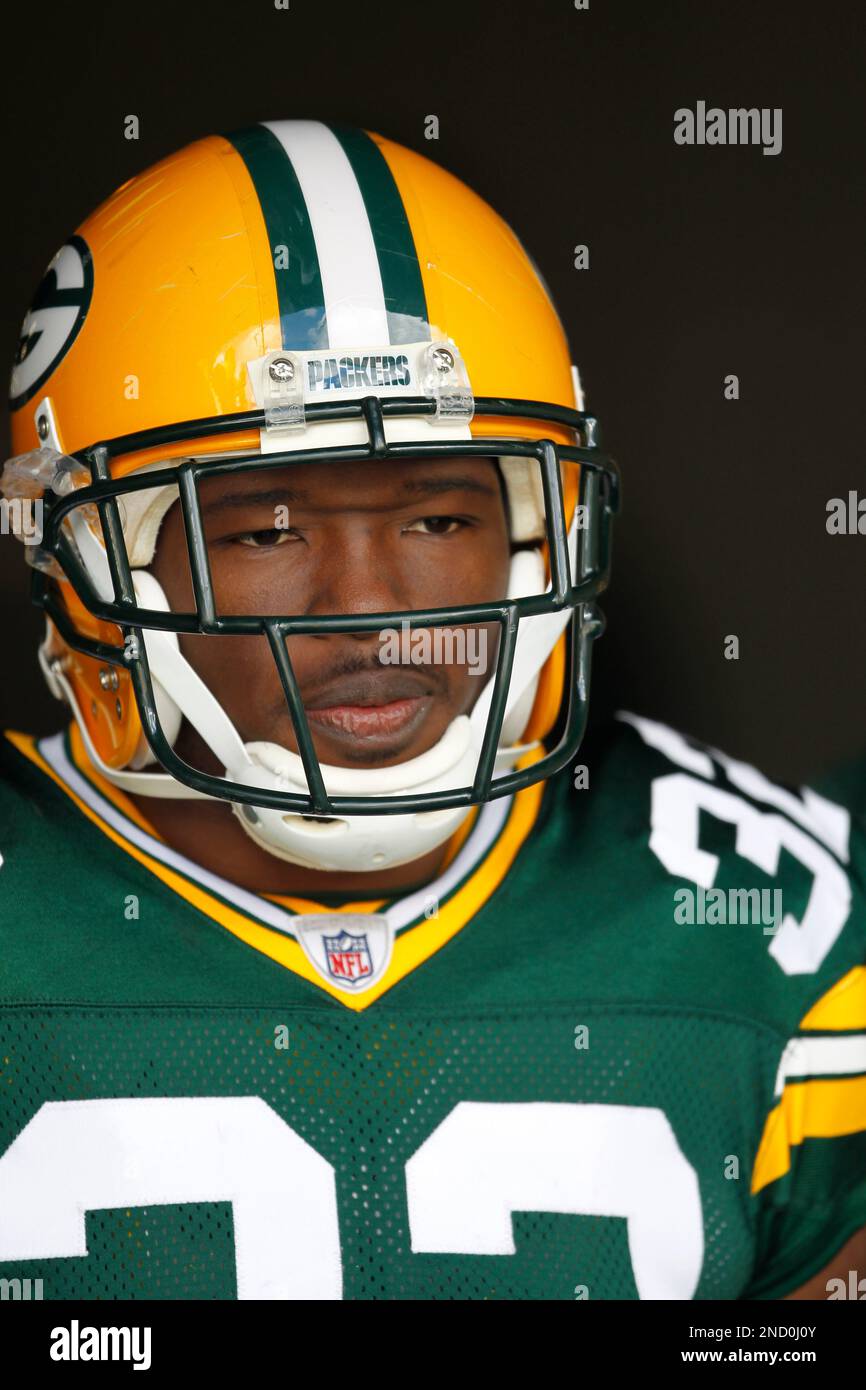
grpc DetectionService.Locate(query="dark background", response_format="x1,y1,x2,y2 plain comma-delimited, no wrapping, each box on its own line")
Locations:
1,0,863,784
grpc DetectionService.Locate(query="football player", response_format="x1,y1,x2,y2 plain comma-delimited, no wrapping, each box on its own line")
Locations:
1,120,864,1300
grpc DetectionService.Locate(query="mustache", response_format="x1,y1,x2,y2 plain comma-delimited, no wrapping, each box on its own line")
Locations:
267,644,450,718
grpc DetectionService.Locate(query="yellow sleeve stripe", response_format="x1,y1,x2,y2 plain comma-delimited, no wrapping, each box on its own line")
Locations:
799,966,866,1031
751,1074,866,1194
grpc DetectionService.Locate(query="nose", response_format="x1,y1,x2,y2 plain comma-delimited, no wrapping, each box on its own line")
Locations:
306,525,413,635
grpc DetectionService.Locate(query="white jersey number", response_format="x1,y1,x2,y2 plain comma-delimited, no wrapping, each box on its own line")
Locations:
0,1096,702,1300
619,712,852,975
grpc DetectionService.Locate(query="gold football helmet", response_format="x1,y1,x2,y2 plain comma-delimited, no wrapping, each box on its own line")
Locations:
3,120,618,871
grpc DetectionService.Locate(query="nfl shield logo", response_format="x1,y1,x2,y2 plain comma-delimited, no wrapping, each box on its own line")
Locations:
293,913,393,993
322,929,373,983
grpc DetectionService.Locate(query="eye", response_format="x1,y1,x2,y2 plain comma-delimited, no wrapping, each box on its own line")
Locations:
403,516,466,536
233,528,296,549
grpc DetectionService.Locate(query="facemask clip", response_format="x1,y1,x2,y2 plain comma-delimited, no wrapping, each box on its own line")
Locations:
261,351,306,434
419,339,474,422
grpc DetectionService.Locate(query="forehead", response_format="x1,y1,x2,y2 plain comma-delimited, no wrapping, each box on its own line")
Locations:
194,454,502,512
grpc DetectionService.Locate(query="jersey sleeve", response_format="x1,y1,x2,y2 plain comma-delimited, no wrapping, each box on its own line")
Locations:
743,998,866,1297
742,765,866,1300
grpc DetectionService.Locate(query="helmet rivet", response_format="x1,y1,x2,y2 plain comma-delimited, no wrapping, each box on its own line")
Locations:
99,667,120,691
268,357,295,383
36,414,50,441
115,699,123,719
242,805,260,826
430,347,454,374
90,700,98,717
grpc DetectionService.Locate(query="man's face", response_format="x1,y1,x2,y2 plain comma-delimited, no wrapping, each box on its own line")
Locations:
148,455,512,772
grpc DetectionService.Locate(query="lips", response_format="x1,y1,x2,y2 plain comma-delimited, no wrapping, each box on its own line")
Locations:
302,670,436,744
305,696,429,739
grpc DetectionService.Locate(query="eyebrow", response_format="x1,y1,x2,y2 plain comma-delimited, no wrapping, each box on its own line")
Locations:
199,474,498,514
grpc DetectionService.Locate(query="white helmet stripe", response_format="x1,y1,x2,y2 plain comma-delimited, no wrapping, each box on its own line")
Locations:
262,120,389,348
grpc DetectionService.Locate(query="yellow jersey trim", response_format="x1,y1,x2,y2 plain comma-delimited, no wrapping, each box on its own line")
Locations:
5,727,545,1011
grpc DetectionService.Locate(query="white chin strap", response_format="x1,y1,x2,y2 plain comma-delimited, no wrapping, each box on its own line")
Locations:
50,520,578,874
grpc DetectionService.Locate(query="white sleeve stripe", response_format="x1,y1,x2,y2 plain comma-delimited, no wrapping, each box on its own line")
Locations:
773,1034,866,1097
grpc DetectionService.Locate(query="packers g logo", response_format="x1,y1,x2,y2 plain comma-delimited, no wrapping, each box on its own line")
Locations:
10,235,93,409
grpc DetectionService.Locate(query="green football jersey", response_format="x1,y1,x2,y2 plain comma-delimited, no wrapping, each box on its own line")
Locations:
0,711,864,1301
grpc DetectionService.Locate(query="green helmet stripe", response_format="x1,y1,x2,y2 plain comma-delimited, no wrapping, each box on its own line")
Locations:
223,124,327,351
327,123,430,344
